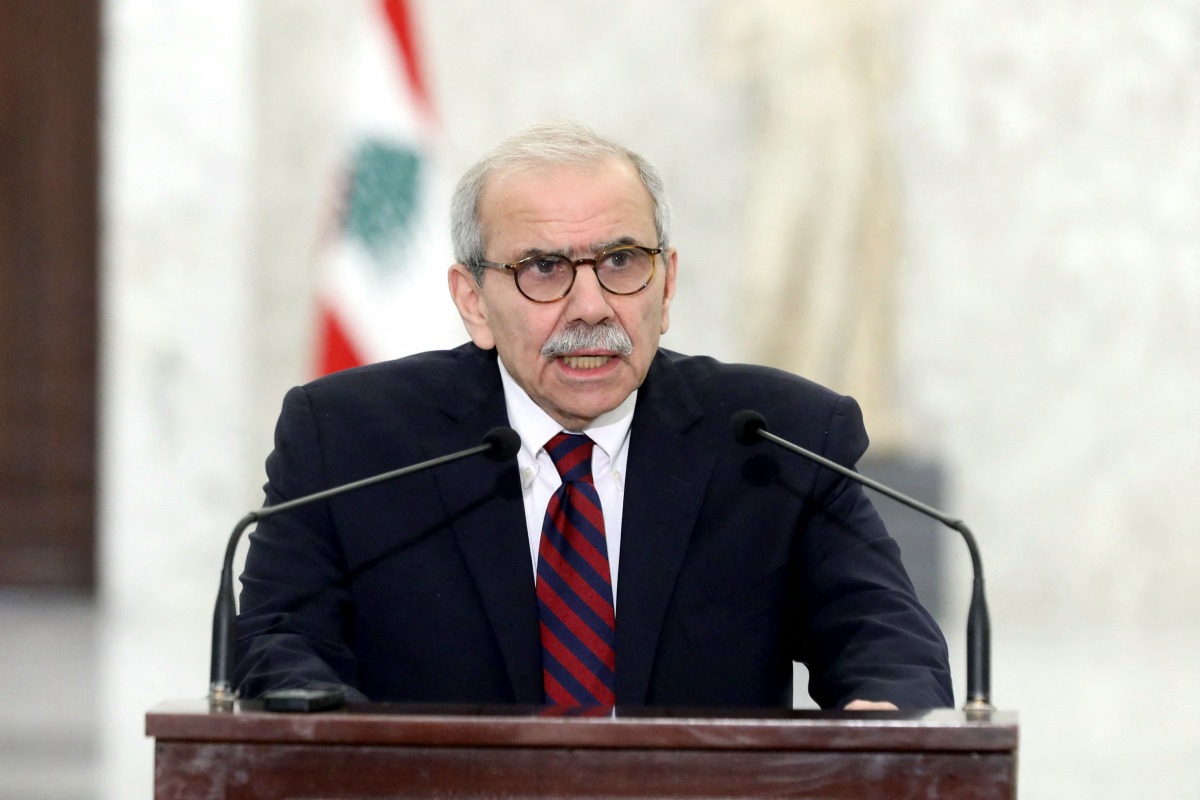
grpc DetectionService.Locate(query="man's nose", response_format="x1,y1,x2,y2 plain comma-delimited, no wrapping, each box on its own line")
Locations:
565,266,615,324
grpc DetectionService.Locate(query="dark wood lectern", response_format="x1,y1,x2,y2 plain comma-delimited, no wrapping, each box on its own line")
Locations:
147,701,1017,799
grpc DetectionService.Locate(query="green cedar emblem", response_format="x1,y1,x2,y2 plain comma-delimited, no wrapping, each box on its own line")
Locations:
345,139,423,276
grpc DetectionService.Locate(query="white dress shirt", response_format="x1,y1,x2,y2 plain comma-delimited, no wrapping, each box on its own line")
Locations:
497,358,634,607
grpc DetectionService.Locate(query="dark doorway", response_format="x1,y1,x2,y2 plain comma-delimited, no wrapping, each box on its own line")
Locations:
0,0,101,590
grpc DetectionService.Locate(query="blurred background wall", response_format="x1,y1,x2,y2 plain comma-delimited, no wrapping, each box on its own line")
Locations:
1,1,1196,798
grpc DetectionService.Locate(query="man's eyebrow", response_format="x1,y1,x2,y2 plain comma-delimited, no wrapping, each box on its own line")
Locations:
591,236,639,252
513,237,641,261
515,246,557,259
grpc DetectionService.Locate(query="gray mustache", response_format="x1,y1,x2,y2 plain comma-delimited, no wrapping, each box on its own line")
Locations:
541,323,634,358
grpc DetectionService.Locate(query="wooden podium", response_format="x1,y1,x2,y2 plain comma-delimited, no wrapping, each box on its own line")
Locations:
147,701,1017,799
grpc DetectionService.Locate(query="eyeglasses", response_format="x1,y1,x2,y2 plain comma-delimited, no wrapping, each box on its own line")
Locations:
475,244,661,303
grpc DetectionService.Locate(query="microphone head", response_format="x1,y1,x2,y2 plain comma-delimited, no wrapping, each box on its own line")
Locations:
730,410,768,446
482,426,522,462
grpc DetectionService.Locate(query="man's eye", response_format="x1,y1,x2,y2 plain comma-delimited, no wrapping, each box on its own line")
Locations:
528,257,564,276
606,251,631,268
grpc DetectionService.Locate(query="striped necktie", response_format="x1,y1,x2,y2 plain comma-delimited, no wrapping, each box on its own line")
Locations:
536,432,617,707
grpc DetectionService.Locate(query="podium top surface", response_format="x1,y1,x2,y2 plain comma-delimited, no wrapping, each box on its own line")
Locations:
147,700,1017,753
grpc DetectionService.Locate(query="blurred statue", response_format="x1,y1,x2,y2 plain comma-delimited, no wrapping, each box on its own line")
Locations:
715,0,908,453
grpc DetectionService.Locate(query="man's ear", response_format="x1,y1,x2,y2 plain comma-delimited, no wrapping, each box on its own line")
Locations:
448,264,495,350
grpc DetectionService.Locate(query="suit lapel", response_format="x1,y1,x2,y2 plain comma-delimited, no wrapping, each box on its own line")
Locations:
615,352,713,704
423,346,544,704
419,347,715,706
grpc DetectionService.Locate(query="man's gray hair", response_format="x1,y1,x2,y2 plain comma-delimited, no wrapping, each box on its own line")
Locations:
450,121,672,283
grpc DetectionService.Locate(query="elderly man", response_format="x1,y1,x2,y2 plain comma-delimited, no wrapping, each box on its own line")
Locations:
235,122,952,710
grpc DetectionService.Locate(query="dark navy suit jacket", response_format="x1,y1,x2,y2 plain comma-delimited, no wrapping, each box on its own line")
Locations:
235,344,952,709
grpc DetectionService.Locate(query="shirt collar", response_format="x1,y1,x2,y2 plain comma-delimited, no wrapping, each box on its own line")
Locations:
497,357,636,462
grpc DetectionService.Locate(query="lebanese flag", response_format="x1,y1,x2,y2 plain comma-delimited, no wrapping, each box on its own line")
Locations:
315,0,463,375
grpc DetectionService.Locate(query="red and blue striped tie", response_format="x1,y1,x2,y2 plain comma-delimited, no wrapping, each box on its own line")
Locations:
537,433,616,707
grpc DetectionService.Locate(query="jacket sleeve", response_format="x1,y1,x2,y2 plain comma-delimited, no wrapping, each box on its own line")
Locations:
233,385,369,702
793,394,954,709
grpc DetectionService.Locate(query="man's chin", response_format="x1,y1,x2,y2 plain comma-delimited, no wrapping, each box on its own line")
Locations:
548,391,630,430
540,364,643,427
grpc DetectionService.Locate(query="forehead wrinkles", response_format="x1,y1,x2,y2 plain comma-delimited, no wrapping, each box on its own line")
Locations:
479,163,655,258
494,197,647,242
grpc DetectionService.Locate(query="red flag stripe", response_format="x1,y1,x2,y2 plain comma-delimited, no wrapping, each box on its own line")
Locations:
379,0,434,121
317,301,364,374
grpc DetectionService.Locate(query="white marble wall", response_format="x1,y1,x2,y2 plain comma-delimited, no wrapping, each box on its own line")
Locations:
100,2,256,796
100,1,1200,798
890,2,1200,795
895,0,1200,624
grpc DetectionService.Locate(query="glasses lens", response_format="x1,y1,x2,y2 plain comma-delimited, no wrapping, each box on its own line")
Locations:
597,247,654,294
515,255,573,301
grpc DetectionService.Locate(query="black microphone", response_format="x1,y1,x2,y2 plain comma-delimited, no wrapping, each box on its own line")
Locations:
730,410,993,712
208,426,522,708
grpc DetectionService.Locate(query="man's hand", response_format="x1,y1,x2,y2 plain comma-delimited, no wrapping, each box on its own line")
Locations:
843,699,899,711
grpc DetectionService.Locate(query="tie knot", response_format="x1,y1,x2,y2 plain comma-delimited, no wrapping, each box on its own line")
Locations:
545,433,594,483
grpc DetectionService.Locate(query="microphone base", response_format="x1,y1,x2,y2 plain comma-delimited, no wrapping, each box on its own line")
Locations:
208,682,238,712
962,698,997,720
